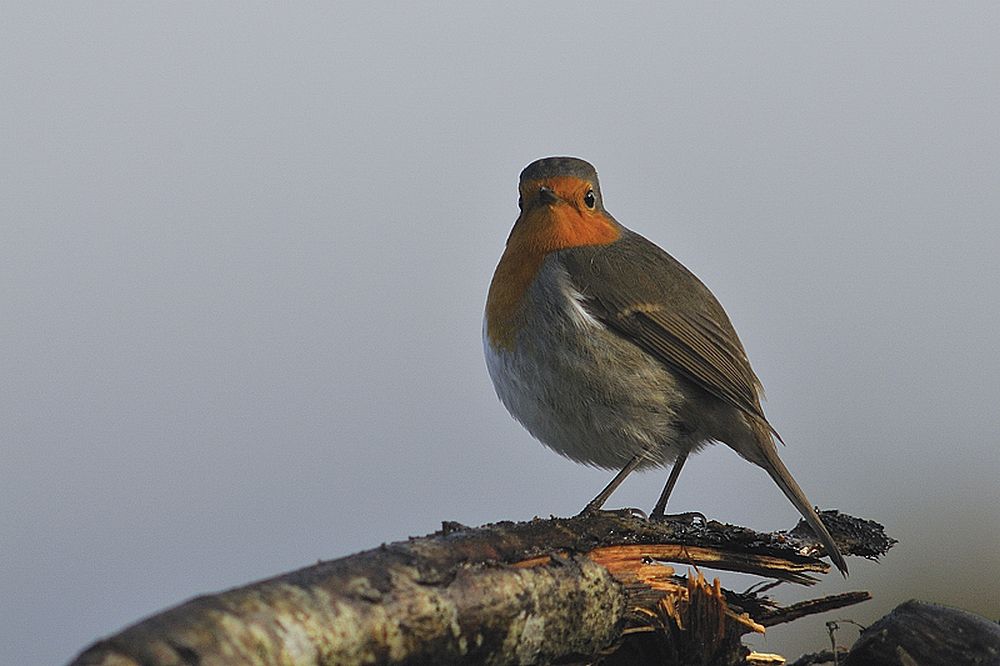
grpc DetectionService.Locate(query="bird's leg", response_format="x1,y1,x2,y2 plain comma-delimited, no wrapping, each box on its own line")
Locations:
649,450,704,523
577,453,644,516
650,449,687,516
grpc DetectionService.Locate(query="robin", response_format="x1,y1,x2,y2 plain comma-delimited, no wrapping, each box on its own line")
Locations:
484,156,848,576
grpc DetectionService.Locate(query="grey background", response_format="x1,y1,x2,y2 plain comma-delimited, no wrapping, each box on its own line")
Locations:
3,3,999,664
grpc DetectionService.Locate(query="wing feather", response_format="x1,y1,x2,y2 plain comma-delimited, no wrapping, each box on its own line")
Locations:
560,231,778,436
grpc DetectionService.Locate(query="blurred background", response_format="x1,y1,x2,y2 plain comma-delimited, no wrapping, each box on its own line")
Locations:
3,3,998,663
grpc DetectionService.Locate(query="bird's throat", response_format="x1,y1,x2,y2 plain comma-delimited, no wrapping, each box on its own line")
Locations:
486,204,619,350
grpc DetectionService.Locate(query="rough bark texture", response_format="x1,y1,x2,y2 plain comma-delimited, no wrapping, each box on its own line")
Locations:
69,511,892,666
846,599,1000,666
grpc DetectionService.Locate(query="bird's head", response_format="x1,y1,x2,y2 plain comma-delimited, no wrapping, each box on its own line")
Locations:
510,157,619,252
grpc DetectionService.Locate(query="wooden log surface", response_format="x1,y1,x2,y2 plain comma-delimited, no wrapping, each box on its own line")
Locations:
69,511,892,666
845,599,1000,666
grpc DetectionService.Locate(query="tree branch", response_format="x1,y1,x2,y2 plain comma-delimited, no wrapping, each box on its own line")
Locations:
69,511,892,666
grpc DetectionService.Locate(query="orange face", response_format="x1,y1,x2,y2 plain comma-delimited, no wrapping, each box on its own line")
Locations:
513,176,619,251
486,176,620,349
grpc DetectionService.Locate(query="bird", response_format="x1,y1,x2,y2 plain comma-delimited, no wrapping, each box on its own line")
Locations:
483,156,848,576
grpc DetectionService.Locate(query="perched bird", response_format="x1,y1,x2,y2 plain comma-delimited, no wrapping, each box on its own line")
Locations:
484,156,848,576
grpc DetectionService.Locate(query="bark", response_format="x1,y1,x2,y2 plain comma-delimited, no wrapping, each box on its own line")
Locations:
69,511,892,666
846,599,1000,666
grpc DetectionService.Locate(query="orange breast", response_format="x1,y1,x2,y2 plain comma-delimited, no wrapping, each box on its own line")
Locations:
486,200,619,350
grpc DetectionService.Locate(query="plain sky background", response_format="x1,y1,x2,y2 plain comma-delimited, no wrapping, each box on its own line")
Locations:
3,3,999,664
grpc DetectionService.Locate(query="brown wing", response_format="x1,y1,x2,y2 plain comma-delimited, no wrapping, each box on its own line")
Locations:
560,228,777,435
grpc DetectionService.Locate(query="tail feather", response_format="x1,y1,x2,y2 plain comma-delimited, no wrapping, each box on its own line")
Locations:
758,446,849,576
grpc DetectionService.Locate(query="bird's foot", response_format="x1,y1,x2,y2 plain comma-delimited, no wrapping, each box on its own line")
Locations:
648,511,706,526
575,506,647,520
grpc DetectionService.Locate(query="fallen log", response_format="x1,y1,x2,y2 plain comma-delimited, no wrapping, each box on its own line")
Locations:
69,510,893,665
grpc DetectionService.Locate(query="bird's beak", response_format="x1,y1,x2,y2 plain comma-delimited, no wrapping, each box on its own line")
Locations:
538,186,559,205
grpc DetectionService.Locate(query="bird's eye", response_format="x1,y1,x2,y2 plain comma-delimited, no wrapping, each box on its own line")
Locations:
584,189,596,209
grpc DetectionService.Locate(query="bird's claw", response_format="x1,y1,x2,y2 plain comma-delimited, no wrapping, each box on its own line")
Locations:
648,511,707,527
576,506,647,520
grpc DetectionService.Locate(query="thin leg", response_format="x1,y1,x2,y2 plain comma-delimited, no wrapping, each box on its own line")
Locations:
650,449,689,517
578,453,644,515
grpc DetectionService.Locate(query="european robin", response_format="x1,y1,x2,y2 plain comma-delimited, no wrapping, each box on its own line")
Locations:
484,156,848,576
